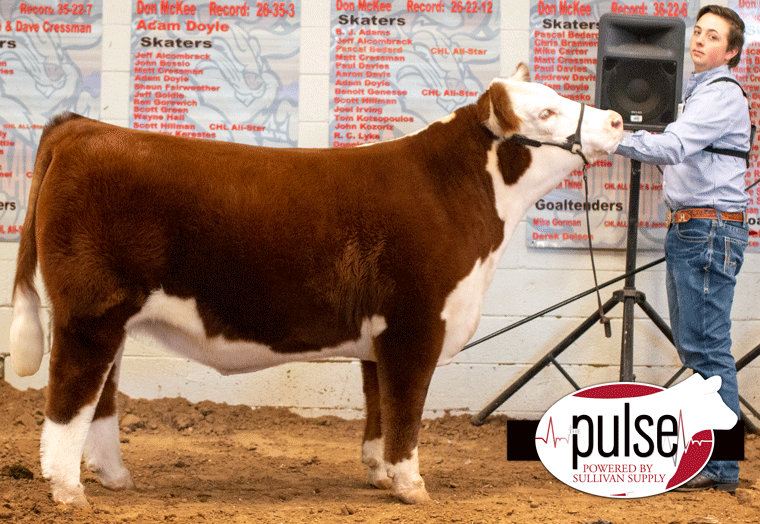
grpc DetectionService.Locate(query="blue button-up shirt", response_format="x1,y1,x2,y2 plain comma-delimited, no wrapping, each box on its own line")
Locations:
615,65,751,212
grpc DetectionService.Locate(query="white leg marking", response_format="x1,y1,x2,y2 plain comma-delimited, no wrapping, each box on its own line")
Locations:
41,403,99,506
362,437,391,489
387,447,430,504
9,284,45,377
83,343,133,491
84,414,135,491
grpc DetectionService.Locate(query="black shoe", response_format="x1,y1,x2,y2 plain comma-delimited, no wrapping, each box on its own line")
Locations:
674,474,738,493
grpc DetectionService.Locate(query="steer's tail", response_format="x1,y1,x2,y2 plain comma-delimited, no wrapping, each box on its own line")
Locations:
9,112,81,377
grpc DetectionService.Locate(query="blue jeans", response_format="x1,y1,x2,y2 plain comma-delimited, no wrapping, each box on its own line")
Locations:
665,213,748,483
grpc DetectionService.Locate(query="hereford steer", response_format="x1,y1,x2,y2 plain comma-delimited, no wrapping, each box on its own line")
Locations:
9,63,622,506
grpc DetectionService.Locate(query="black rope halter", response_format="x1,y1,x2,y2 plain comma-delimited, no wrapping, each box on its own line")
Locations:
508,103,591,166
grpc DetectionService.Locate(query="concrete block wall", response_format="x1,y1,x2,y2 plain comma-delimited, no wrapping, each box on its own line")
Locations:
3,0,759,420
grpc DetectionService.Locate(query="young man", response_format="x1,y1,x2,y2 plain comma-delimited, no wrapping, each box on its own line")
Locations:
615,5,751,492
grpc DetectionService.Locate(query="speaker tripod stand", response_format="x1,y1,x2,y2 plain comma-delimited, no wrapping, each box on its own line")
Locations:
471,160,675,425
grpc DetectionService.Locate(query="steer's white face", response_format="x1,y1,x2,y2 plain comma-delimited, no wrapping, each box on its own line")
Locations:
476,67,624,227
496,67,623,162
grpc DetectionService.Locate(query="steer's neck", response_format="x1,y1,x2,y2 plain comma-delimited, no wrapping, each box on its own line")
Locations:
406,103,503,177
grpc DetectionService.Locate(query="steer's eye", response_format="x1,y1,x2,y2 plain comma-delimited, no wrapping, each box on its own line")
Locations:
539,109,555,120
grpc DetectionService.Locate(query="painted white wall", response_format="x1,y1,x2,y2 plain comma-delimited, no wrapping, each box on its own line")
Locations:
2,0,759,420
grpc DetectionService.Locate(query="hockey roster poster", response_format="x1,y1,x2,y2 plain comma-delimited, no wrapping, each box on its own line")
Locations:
0,0,102,241
329,1,500,147
130,0,300,147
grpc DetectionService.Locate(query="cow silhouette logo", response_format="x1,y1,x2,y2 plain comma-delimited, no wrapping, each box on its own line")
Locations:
534,375,737,498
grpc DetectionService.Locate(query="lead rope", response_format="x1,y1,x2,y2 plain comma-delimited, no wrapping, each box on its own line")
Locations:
582,163,612,338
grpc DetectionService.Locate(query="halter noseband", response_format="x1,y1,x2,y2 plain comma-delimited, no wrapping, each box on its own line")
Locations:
508,103,590,166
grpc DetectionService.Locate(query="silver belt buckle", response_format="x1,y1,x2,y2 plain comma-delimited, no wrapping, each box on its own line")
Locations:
666,208,673,229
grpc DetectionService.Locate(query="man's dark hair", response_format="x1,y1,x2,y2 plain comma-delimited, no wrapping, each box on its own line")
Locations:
697,5,745,68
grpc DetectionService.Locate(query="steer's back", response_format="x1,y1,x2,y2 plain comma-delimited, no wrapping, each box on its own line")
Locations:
29,113,498,367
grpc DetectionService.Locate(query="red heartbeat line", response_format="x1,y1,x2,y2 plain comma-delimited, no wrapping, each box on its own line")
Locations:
678,410,712,447
535,410,713,454
534,417,570,447
672,410,713,466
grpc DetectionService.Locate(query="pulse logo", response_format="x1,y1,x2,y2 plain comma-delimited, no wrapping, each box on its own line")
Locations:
534,375,737,498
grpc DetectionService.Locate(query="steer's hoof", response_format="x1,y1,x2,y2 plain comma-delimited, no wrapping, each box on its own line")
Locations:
52,483,89,506
99,470,136,492
369,474,393,490
366,463,392,490
363,453,392,490
392,476,431,504
393,485,432,504
87,460,136,492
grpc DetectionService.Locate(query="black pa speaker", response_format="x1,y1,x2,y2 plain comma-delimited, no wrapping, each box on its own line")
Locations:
596,14,685,132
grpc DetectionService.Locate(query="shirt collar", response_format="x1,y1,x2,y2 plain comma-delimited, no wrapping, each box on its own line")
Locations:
684,64,732,99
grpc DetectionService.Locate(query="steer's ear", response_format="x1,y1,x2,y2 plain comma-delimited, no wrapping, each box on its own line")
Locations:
508,62,531,83
477,81,520,138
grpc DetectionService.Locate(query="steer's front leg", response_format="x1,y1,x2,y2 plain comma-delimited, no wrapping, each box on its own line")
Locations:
374,327,439,504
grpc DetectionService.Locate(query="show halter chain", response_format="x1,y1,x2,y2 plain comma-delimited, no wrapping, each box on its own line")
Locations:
509,103,612,338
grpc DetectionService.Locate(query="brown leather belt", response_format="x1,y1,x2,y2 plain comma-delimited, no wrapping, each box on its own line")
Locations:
666,208,745,228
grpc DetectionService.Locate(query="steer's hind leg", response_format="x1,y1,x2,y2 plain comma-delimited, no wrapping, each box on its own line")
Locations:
83,343,135,492
41,316,128,506
375,328,439,504
361,360,391,489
